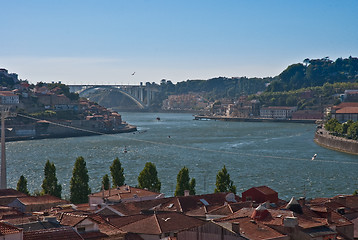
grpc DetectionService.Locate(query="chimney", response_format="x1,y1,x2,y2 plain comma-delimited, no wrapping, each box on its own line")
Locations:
184,190,190,196
336,196,347,206
283,217,298,228
231,222,240,234
298,197,306,206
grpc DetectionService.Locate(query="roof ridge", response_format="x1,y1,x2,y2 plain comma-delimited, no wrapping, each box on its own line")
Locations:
228,204,233,213
176,198,183,212
154,214,162,234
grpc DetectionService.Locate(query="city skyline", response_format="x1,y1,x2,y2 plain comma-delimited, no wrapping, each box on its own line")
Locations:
1,0,357,85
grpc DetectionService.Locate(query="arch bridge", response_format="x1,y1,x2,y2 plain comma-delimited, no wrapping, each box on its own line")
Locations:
69,84,159,109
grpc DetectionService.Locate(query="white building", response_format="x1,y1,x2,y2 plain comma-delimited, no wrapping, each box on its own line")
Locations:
260,106,297,119
0,91,19,105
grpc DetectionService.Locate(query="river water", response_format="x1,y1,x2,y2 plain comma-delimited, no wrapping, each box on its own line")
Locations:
6,112,358,200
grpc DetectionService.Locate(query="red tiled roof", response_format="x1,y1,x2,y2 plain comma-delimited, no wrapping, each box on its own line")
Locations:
106,198,173,216
0,221,22,235
336,107,358,114
18,195,67,205
59,212,87,227
333,102,358,109
118,212,205,235
0,188,27,198
233,217,287,240
90,185,161,200
23,226,83,240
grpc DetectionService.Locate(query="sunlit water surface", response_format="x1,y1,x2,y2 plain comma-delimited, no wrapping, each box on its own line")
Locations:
6,112,358,200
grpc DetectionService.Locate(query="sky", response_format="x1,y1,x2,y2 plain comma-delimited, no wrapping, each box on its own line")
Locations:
1,0,357,85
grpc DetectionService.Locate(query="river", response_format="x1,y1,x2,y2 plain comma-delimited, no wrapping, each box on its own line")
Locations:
6,112,358,200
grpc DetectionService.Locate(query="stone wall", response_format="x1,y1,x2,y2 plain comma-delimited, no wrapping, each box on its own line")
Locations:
314,131,358,155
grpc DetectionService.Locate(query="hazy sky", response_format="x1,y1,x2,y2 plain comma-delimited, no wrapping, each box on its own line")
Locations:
1,0,357,85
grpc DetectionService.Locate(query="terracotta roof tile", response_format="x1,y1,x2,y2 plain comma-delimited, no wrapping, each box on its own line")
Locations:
118,212,205,235
23,226,83,240
233,217,288,240
90,185,161,201
336,107,358,114
59,213,87,227
0,221,22,235
18,195,68,205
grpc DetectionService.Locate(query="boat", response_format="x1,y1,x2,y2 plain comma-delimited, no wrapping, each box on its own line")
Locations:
156,117,161,121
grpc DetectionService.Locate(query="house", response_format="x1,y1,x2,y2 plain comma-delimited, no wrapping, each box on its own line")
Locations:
0,91,19,105
8,195,68,213
57,212,125,239
88,185,164,208
291,110,323,120
96,192,242,220
0,189,28,206
260,106,297,119
242,186,279,204
0,221,23,240
108,211,244,240
215,204,338,240
23,226,83,240
331,102,358,122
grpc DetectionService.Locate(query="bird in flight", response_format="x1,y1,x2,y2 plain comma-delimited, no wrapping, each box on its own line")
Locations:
132,72,136,75
311,154,317,160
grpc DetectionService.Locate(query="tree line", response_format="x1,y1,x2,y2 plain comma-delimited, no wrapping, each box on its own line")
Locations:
266,57,358,93
16,157,237,204
324,118,358,140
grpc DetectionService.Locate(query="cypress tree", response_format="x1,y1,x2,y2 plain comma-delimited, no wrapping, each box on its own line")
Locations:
215,165,236,194
110,157,125,187
138,162,161,192
17,175,29,195
102,174,110,190
41,160,62,198
174,166,196,196
70,156,91,204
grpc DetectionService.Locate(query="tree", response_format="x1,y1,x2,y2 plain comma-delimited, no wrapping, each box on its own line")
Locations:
70,156,91,204
17,175,29,195
102,174,110,190
138,162,161,192
347,121,358,140
215,165,236,194
110,157,125,187
174,166,196,196
41,160,62,198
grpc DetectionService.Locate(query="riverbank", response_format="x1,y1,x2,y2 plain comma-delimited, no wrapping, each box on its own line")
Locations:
314,128,358,155
5,124,137,142
194,115,317,123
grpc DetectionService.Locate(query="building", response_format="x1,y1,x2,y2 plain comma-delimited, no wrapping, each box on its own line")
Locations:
241,186,279,204
0,189,28,206
23,226,83,240
0,222,23,240
88,185,164,207
260,106,297,119
344,90,358,102
108,211,244,240
8,195,68,213
331,102,358,122
0,91,20,105
291,110,323,120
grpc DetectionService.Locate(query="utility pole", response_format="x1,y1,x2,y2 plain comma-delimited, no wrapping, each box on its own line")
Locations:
0,106,15,190
0,106,10,189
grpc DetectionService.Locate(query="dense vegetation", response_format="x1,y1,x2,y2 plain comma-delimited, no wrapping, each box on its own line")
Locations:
267,57,358,92
251,82,358,109
324,118,358,140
